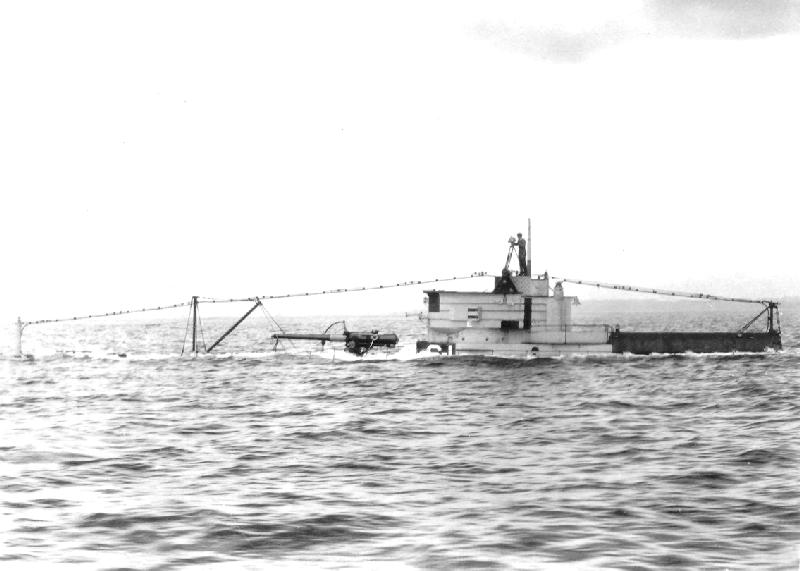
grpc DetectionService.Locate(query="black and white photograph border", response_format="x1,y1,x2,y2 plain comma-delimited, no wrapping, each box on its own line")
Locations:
1,2,799,570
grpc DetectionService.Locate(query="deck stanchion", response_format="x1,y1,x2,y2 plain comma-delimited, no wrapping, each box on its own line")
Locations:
191,296,199,356
15,317,25,358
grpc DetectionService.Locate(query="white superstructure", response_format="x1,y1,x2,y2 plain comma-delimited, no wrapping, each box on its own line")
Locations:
420,275,613,358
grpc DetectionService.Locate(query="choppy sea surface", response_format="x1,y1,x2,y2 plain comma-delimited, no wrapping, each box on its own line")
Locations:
1,301,799,570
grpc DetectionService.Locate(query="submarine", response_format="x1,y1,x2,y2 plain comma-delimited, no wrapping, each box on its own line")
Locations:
415,224,781,358
13,220,778,359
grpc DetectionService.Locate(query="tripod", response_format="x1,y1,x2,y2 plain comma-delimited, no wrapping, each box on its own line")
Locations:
504,243,527,275
504,243,517,272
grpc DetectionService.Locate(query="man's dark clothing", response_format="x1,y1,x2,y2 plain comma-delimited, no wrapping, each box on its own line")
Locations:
517,238,527,276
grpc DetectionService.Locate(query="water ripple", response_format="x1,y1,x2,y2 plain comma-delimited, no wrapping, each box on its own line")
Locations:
1,310,799,569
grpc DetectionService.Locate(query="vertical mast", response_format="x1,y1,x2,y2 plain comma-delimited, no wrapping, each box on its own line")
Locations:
527,218,532,276
191,296,199,355
15,317,24,358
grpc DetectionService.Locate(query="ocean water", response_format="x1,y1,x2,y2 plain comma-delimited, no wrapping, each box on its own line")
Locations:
1,301,799,570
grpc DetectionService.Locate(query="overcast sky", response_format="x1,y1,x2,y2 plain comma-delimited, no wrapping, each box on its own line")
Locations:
1,1,799,321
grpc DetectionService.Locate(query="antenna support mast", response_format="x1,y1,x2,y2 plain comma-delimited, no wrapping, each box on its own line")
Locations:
527,218,532,276
191,296,200,355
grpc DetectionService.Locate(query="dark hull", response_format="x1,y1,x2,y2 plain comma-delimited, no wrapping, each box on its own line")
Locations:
610,331,781,355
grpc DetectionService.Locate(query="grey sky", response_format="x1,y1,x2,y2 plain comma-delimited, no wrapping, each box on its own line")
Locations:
476,0,800,62
1,1,798,321
474,21,628,63
649,0,800,39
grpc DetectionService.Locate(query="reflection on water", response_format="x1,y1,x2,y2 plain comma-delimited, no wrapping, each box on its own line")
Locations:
1,305,799,569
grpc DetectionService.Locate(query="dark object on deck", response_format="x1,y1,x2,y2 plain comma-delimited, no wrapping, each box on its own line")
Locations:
493,269,518,294
610,331,782,355
272,330,399,356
